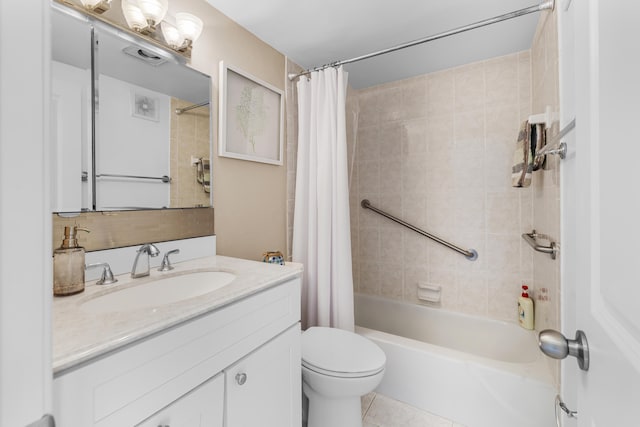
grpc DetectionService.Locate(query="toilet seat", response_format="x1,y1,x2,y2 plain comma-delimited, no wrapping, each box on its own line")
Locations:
301,327,386,378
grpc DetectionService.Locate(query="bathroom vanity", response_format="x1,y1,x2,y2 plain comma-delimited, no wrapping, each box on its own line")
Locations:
52,256,302,426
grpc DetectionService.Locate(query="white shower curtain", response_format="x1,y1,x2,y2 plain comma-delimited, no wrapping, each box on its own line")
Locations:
292,66,354,332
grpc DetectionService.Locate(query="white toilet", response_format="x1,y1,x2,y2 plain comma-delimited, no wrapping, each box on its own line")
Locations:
301,326,386,427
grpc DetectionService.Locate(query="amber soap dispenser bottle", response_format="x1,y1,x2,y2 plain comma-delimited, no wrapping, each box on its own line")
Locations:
53,226,90,296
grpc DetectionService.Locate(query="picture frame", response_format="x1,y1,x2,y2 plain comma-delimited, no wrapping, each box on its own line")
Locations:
131,90,159,121
219,61,284,165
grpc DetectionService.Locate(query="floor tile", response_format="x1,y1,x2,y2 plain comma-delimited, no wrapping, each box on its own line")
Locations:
363,393,453,427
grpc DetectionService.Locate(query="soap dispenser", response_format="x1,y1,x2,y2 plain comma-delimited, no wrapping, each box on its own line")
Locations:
53,226,90,296
517,284,535,330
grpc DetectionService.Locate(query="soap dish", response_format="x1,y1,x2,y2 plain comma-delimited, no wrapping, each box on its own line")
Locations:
417,282,442,304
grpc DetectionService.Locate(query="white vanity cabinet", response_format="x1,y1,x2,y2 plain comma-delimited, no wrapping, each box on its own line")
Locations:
53,277,301,427
225,325,300,426
137,374,225,427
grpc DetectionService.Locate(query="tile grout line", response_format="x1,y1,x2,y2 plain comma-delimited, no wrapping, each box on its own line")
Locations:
362,392,377,419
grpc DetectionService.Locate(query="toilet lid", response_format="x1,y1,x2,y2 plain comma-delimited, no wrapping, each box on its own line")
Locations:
301,327,386,377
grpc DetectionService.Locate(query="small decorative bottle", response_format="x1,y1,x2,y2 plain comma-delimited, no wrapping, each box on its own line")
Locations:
518,284,535,330
53,226,90,296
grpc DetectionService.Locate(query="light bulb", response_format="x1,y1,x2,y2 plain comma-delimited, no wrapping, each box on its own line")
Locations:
176,12,204,44
122,0,149,33
161,22,185,50
79,0,111,13
136,0,168,28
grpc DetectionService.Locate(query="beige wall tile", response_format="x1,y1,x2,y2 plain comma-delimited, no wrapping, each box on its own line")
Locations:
455,63,485,112
428,71,455,114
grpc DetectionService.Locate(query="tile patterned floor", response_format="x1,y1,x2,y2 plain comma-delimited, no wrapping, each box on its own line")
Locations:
361,393,467,427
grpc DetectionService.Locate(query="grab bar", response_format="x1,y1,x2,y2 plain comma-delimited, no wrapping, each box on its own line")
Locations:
522,230,558,259
361,199,478,261
96,173,171,183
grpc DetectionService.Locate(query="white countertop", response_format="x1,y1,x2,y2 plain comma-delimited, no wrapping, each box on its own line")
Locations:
53,255,302,374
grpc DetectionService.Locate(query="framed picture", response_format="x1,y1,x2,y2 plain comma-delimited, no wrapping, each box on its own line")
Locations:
219,61,284,165
131,90,159,121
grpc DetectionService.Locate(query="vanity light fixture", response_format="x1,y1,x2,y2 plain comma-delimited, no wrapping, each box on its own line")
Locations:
122,0,151,34
161,13,203,52
121,0,203,53
136,0,169,31
160,21,185,50
79,0,112,14
175,12,204,49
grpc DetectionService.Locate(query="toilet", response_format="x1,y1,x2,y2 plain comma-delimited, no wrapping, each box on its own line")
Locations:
301,327,386,427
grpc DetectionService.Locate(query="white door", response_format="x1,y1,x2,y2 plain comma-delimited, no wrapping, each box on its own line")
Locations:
0,1,53,426
560,0,640,425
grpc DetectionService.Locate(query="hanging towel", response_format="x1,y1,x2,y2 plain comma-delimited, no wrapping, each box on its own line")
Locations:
531,123,547,171
196,157,210,193
512,121,533,187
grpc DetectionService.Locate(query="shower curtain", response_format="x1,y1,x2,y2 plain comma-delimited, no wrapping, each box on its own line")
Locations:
292,66,354,331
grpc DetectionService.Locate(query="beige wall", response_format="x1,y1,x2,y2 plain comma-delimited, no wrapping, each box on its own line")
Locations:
182,0,287,261
350,51,534,323
531,7,561,386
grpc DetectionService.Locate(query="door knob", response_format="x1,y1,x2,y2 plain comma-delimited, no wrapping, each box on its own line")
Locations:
538,329,589,371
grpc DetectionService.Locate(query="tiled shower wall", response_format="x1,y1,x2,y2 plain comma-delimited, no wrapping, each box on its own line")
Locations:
170,98,211,208
350,51,535,323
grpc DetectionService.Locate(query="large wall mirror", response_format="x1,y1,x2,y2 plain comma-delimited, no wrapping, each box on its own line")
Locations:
51,5,212,213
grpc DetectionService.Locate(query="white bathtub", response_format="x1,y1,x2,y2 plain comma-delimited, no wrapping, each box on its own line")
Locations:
354,293,557,427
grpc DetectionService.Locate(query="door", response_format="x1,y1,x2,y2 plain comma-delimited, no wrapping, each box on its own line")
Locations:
0,1,53,426
560,0,640,425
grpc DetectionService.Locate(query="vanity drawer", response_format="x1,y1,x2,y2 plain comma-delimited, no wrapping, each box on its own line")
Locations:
136,373,224,427
54,278,300,427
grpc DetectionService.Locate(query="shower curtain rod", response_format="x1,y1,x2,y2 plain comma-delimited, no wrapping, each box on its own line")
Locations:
288,0,555,81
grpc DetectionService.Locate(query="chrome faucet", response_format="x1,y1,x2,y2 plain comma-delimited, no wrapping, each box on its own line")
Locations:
86,262,118,285
158,249,180,271
131,243,160,278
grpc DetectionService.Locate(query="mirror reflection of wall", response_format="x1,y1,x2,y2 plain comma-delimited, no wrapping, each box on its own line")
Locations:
51,9,92,212
50,5,212,213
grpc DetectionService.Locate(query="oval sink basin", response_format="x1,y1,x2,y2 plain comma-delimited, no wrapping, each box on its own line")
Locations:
81,271,236,313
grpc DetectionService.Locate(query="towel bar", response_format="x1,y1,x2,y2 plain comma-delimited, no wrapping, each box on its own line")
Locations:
534,118,575,163
522,230,558,259
96,173,172,183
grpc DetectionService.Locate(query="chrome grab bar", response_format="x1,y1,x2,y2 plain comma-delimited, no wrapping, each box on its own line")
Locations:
361,199,478,261
522,230,558,259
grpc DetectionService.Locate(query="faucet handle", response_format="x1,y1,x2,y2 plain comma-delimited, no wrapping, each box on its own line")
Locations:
86,262,118,285
159,249,180,272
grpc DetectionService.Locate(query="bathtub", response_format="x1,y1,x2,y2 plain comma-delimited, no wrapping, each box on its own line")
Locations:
354,293,557,427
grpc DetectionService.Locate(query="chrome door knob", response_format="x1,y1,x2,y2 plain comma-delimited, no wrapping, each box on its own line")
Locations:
538,329,589,371
235,372,247,385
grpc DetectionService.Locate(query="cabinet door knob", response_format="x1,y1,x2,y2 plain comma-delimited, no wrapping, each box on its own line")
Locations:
235,372,247,385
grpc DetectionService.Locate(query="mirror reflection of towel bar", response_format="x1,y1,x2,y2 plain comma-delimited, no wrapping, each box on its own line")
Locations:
175,101,209,115
96,173,171,183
